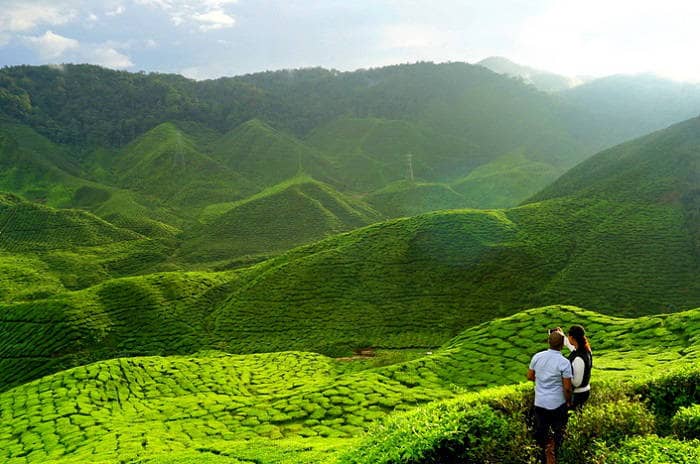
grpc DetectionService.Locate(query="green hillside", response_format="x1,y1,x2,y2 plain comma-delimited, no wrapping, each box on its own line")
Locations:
3,63,700,217
0,193,171,302
0,122,86,207
363,180,467,217
178,175,382,265
306,117,480,192
2,114,697,390
209,119,338,188
0,121,185,240
114,123,256,208
0,305,698,463
452,151,561,208
3,197,697,391
365,180,467,218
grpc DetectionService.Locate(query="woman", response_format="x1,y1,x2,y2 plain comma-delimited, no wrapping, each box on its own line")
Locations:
565,325,593,410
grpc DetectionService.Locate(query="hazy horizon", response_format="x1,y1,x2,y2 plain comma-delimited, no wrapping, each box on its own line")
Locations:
1,0,700,82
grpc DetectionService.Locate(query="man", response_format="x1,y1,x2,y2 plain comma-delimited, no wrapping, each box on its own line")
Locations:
527,330,573,464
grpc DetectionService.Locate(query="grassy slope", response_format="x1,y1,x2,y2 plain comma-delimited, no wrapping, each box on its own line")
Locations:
305,117,481,193
177,175,382,265
209,119,339,189
0,194,172,302
0,305,698,463
451,151,561,208
2,191,697,391
114,122,256,208
0,121,184,240
365,180,468,218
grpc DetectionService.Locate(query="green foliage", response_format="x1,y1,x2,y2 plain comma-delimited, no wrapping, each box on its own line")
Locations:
633,366,700,433
671,404,700,439
336,389,536,464
598,436,700,464
559,400,656,463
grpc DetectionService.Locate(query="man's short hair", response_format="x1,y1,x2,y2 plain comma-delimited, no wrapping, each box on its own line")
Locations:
548,331,564,350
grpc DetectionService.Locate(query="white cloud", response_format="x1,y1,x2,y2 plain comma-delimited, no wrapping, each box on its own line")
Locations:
0,2,77,33
87,46,134,68
106,5,126,16
132,0,237,30
24,30,79,59
87,13,99,22
193,9,235,31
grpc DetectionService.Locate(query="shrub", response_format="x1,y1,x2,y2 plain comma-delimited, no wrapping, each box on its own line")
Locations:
336,395,536,464
600,436,700,464
634,366,700,433
559,399,655,464
671,404,700,439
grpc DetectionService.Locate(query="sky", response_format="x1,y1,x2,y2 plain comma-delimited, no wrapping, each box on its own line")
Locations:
1,0,700,81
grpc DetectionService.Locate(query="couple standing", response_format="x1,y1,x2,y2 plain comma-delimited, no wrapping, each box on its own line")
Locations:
527,325,593,464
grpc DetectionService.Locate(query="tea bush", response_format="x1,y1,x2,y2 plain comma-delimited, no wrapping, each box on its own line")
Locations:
599,436,700,464
671,404,700,439
559,399,655,463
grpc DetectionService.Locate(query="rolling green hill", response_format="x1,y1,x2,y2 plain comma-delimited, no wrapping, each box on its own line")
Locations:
0,193,172,302
114,123,256,208
0,121,185,241
365,180,467,218
306,117,480,192
178,175,382,265
2,114,698,395
209,119,338,189
451,152,561,208
0,304,698,463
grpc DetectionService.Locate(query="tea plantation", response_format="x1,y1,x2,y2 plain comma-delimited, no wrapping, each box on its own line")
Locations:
0,305,698,463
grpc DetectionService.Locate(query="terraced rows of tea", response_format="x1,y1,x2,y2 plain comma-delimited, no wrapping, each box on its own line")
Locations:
3,193,699,392
0,194,174,301
0,305,698,463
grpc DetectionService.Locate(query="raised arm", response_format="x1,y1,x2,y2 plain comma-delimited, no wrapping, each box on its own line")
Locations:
527,369,536,382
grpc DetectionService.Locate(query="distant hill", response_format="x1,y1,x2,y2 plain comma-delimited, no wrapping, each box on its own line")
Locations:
306,117,481,191
209,119,338,189
4,62,700,219
114,122,256,208
477,56,581,92
451,152,561,208
177,175,382,264
560,73,700,144
365,180,467,218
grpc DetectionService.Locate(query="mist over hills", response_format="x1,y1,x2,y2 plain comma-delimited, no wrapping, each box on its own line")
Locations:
477,56,582,92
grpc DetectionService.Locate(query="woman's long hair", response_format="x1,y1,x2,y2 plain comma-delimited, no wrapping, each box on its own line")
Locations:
568,325,591,353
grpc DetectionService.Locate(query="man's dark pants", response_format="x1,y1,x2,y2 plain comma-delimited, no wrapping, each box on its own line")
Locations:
534,403,568,463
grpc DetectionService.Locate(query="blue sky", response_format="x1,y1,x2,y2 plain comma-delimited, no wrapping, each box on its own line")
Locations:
1,0,699,81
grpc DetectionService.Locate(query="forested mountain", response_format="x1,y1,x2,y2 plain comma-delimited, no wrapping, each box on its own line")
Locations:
3,62,700,219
